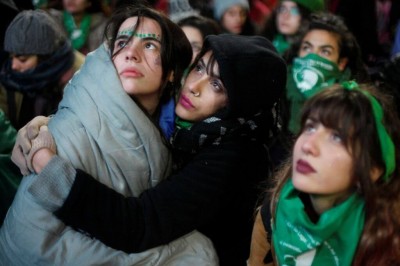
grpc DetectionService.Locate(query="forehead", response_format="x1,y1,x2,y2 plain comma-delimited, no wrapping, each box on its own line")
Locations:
302,29,340,49
118,16,162,38
281,0,298,7
181,26,203,41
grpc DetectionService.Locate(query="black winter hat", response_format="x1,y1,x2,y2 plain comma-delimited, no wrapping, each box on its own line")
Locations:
4,9,66,55
203,34,287,118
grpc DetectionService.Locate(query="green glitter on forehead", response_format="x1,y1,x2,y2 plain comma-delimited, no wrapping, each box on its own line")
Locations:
117,30,160,40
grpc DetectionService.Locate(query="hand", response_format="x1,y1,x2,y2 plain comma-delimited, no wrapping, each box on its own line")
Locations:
26,125,56,173
11,116,51,175
31,148,56,174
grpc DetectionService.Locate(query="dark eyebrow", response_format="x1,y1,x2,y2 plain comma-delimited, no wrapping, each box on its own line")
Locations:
140,36,162,44
115,35,161,46
301,40,312,47
115,35,129,41
320,44,335,50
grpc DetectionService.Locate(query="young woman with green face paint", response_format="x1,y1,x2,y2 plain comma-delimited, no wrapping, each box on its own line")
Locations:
284,12,370,134
249,82,400,265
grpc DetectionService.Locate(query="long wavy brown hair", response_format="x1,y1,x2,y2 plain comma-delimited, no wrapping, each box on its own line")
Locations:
269,83,400,264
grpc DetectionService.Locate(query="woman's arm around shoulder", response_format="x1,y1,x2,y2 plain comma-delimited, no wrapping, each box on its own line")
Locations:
55,140,245,253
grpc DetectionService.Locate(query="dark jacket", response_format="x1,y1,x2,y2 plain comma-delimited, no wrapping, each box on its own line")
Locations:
56,129,271,265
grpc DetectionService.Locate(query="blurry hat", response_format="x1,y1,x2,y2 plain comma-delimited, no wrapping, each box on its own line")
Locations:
169,0,200,22
213,0,250,21
204,34,287,117
282,0,325,12
4,9,66,55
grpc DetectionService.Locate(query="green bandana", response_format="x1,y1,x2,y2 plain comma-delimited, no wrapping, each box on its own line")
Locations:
273,180,365,266
292,53,342,98
342,81,395,182
286,53,351,133
272,34,290,55
63,11,91,50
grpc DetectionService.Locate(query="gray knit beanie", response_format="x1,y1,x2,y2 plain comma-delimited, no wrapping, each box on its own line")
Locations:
213,0,250,21
4,9,66,55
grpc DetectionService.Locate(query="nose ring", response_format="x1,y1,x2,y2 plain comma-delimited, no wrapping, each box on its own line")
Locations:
192,91,200,97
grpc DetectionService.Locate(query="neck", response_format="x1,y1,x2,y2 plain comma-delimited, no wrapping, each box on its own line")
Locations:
71,12,86,25
134,95,159,116
309,190,353,215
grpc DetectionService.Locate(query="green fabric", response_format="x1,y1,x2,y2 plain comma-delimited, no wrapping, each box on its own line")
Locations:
272,179,365,266
0,110,22,225
342,81,395,182
32,0,48,9
175,117,193,130
63,11,91,50
272,34,290,55
286,53,351,134
292,53,342,98
280,0,325,12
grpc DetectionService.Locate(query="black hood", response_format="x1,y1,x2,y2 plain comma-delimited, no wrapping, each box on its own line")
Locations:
203,34,287,118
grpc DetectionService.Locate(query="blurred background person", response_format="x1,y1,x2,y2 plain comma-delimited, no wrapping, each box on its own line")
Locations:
284,12,370,135
48,0,108,55
259,0,325,56
0,9,85,129
177,15,222,63
213,0,255,35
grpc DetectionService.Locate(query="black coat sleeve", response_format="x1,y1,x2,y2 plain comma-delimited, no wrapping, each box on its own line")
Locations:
55,141,243,253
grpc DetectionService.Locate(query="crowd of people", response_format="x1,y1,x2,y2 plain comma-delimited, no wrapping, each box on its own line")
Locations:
1,0,400,265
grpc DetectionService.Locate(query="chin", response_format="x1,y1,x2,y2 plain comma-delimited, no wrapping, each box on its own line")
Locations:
291,175,311,193
175,106,191,120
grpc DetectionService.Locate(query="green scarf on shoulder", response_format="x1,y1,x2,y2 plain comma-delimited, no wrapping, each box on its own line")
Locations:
272,179,365,266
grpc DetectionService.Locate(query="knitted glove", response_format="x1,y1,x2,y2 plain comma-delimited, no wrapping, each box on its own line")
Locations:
27,156,76,211
11,116,50,175
26,125,57,173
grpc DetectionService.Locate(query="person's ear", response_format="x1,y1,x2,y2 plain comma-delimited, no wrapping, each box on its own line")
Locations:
338,57,348,71
371,167,384,182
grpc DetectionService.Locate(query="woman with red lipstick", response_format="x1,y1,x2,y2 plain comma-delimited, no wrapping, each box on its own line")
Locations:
0,4,220,265
11,33,287,265
249,82,400,265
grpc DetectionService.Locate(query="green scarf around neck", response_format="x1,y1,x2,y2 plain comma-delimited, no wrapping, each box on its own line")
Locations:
63,11,91,50
272,179,365,266
175,117,193,130
273,34,290,55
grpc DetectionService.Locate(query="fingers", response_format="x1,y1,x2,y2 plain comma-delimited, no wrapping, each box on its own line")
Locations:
26,116,50,140
26,126,57,173
11,142,30,176
10,116,53,176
